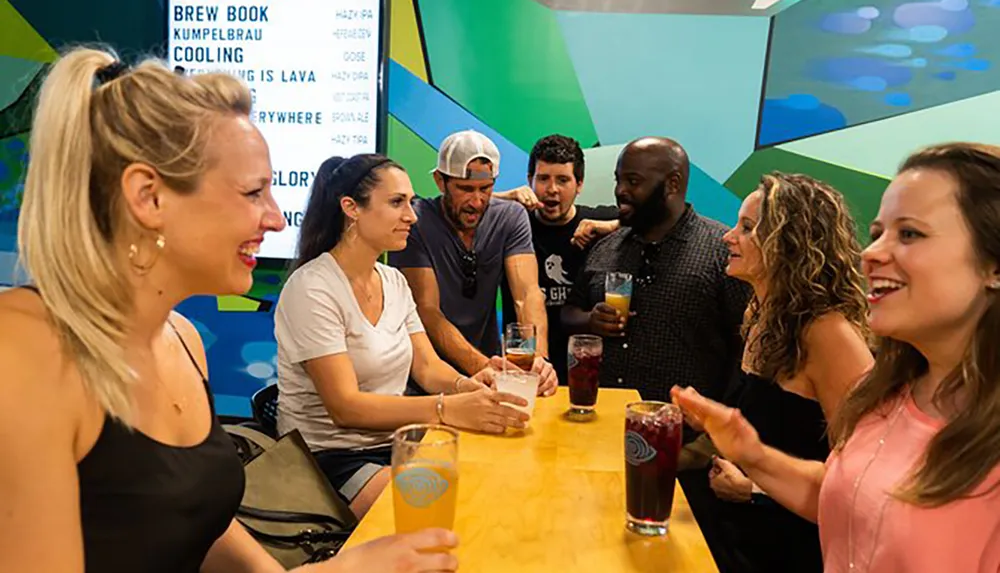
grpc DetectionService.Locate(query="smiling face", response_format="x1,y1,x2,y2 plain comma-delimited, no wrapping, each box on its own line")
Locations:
722,190,765,285
862,168,996,346
153,115,285,295
614,148,670,229
346,166,418,253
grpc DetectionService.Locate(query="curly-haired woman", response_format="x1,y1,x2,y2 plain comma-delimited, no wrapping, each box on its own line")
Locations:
707,172,874,573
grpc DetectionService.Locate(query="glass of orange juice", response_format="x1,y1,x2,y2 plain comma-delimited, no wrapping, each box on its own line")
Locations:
392,424,459,538
604,272,633,325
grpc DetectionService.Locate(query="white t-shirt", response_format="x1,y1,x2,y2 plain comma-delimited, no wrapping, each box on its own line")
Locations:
274,253,425,450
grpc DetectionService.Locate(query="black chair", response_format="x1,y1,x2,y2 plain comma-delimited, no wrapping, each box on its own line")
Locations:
250,383,279,439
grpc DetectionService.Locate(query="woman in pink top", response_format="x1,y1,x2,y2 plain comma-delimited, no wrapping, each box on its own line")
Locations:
673,142,1000,573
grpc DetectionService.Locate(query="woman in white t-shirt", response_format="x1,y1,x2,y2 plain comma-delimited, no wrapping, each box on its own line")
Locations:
275,153,529,518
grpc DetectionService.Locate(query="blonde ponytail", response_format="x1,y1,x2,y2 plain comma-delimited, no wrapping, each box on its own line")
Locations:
18,47,252,423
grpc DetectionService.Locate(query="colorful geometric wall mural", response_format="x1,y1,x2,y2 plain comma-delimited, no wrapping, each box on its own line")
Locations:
3,0,999,416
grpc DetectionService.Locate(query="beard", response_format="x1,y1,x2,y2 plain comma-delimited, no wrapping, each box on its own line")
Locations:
620,180,669,231
442,193,488,231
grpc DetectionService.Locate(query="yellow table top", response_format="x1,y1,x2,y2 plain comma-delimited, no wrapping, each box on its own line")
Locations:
342,387,719,572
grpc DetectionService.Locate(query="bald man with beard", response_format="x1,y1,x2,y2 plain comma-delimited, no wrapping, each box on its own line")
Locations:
562,137,750,570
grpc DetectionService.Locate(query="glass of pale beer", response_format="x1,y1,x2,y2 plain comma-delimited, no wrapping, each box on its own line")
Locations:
392,424,459,536
604,272,633,325
503,323,537,371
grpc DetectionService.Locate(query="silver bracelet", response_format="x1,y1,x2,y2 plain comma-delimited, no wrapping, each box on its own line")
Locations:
436,392,446,424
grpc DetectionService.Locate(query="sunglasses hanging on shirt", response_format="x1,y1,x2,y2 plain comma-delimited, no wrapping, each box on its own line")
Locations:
458,249,478,298
635,243,660,288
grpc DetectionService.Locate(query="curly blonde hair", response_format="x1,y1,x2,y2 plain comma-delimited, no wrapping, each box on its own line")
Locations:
744,172,871,381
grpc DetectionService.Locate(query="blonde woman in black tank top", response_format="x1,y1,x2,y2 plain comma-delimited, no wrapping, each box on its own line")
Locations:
0,46,457,573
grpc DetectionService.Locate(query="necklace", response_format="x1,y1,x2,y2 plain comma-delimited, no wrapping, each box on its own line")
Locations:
128,366,187,414
846,389,910,572
351,272,378,302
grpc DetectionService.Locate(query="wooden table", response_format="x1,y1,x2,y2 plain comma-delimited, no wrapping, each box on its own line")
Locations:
342,388,719,572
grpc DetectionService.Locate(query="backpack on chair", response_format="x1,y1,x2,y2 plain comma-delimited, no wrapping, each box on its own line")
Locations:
224,425,359,567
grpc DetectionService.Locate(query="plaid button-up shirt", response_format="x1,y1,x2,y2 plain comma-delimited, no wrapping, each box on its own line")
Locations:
566,205,750,406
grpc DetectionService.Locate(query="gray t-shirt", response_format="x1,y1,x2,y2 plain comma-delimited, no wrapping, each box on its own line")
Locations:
389,196,534,359
274,253,425,451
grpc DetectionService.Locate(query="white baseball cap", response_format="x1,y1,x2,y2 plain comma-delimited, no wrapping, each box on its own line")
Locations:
433,130,500,180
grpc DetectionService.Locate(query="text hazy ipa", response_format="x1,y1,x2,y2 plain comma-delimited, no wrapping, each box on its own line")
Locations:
392,461,459,533
624,402,682,536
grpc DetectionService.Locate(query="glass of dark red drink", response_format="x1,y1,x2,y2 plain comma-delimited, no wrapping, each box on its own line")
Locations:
624,401,683,536
567,334,602,418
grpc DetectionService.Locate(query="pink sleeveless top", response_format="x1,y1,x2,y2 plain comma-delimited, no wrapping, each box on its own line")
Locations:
818,394,1000,573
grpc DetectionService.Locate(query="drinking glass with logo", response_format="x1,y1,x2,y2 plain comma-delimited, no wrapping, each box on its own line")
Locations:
624,401,683,536
567,334,602,419
604,272,633,325
494,370,540,426
392,424,459,539
503,323,536,371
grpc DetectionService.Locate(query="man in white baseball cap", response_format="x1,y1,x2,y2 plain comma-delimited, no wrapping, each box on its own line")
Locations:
390,130,557,396
434,129,501,181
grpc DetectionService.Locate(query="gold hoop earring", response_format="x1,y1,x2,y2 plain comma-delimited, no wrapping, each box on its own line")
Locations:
129,233,165,275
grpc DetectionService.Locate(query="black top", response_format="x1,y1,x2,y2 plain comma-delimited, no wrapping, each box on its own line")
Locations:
732,370,830,462
566,205,750,410
709,369,827,573
501,204,619,381
77,322,245,573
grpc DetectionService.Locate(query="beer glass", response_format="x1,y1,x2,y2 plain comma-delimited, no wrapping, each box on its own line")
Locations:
624,401,683,536
567,334,602,417
503,323,536,371
494,370,540,424
604,272,633,325
392,424,459,536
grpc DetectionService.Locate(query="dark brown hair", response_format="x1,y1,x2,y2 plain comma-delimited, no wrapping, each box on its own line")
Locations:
831,142,1000,506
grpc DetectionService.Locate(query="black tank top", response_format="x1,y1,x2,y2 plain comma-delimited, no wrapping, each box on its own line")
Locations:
709,371,828,573
734,370,830,461
67,307,245,572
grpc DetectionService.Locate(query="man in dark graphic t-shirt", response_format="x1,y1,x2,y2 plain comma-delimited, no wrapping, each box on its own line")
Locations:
497,134,619,381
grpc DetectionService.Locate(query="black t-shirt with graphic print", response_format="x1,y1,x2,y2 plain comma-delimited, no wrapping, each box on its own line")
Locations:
501,204,619,382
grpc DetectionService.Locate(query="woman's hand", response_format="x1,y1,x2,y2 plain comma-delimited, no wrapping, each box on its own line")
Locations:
443,387,528,434
314,529,459,572
709,457,753,503
469,368,496,390
670,385,765,468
